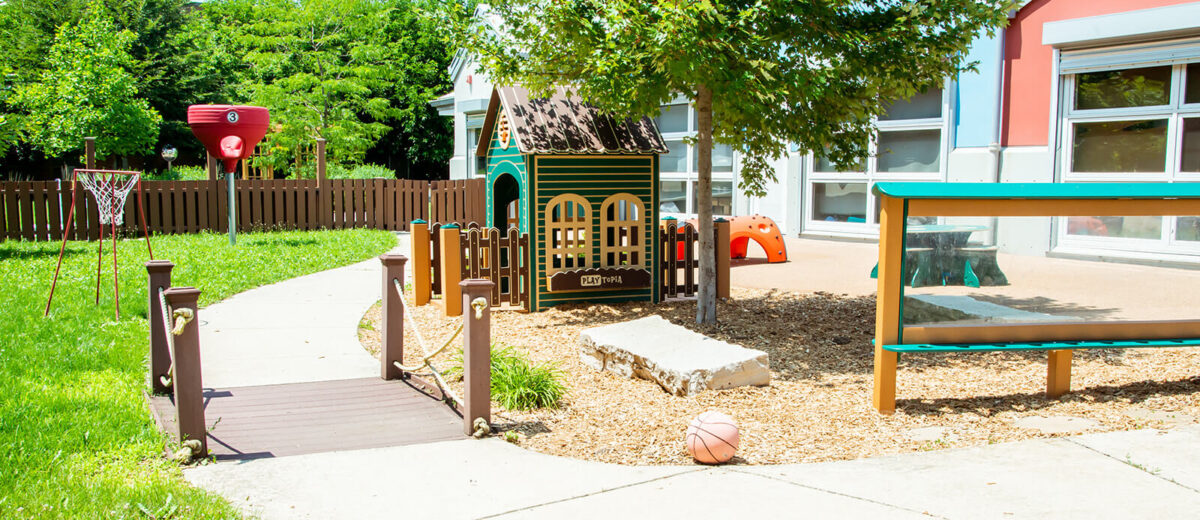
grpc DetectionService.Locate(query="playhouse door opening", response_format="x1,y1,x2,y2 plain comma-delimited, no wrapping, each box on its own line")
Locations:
493,173,520,230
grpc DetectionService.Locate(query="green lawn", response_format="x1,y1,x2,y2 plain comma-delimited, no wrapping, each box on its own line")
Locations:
0,229,397,519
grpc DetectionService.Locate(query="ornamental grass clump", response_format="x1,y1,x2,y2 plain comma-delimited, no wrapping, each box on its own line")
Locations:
451,344,566,410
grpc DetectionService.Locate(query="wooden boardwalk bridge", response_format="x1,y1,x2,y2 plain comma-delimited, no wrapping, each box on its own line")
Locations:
149,378,462,461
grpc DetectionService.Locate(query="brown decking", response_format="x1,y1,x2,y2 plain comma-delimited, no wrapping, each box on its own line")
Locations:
148,377,463,461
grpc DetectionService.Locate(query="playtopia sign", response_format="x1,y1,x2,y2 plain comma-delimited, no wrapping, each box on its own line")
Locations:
547,267,651,292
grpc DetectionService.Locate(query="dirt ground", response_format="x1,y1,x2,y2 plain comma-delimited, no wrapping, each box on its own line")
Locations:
360,285,1200,466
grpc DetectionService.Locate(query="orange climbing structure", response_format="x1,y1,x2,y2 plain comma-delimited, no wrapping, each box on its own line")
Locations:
679,214,787,263
729,215,787,263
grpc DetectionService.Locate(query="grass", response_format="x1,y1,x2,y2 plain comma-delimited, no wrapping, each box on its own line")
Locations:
451,344,566,411
0,228,396,518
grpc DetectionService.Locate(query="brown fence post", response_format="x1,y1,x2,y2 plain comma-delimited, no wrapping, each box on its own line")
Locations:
715,218,730,299
316,138,329,229
380,254,407,380
439,224,463,318
85,137,96,169
460,279,494,436
206,152,218,181
146,260,175,394
164,286,206,458
411,220,432,306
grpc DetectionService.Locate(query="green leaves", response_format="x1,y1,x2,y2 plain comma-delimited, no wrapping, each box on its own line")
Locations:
458,0,1013,194
12,12,162,159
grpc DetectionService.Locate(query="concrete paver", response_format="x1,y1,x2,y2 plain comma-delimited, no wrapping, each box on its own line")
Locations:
197,234,409,388
741,436,1200,520
186,439,696,520
1071,425,1200,492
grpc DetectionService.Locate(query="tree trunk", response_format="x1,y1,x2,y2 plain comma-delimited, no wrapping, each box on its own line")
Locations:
695,85,717,324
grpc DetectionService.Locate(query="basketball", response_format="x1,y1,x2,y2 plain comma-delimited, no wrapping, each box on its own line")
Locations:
686,411,739,464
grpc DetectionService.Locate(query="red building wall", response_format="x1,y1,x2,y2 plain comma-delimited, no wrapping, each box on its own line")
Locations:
1001,0,1195,147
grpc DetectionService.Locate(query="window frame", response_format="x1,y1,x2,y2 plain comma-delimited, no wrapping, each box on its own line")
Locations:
1055,61,1200,255
803,86,953,237
599,193,645,268
655,99,738,217
543,193,592,275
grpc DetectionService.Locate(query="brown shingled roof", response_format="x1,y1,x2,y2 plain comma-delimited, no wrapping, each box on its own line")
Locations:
475,86,669,157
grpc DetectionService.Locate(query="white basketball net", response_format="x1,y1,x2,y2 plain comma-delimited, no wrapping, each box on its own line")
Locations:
77,170,139,225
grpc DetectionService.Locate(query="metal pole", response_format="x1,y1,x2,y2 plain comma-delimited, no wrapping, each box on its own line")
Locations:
226,171,236,245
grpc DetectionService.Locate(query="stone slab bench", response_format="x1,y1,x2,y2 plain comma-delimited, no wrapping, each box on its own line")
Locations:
579,315,770,396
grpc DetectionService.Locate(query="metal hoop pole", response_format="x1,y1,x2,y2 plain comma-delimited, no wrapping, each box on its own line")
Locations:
44,174,79,317
111,210,120,320
95,219,104,306
226,171,236,245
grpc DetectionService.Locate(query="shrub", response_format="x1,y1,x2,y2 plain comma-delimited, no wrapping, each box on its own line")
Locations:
145,165,207,181
448,344,566,410
325,163,395,179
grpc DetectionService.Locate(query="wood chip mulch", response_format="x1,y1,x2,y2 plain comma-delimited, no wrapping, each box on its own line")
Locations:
359,287,1200,466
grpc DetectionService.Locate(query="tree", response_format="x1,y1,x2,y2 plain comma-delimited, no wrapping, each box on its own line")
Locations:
13,13,162,160
457,0,1012,323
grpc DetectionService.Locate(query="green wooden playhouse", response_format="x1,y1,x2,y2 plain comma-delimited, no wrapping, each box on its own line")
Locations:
475,86,668,311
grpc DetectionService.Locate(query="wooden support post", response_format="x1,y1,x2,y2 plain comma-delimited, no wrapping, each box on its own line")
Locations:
461,279,494,436
85,137,96,169
146,260,175,395
164,286,206,458
316,138,329,229
411,220,432,306
439,224,462,318
715,218,730,299
380,254,407,380
206,152,218,181
1047,349,1073,398
873,196,904,414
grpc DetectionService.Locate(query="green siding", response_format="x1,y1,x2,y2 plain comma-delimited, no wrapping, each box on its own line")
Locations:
484,106,530,233
530,155,660,311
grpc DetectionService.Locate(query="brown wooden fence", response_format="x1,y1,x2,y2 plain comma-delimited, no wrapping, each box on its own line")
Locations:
0,178,485,241
660,220,731,300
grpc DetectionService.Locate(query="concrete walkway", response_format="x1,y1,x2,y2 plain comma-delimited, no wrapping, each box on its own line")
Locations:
184,233,1200,519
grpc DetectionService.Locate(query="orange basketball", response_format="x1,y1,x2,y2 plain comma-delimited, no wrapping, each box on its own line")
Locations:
686,411,739,464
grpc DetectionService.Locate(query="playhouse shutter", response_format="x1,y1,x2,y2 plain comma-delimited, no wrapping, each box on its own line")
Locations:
1059,37,1200,74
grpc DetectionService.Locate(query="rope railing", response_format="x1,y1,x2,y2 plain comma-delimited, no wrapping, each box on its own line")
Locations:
392,278,465,406
156,286,195,389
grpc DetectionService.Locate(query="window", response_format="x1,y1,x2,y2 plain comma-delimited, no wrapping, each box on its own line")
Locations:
600,194,644,267
545,194,591,274
655,102,736,216
805,87,949,234
1058,61,1200,254
466,126,487,177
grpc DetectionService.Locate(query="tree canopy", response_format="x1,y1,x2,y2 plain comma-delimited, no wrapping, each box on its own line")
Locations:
13,13,162,159
457,0,1013,322
0,0,454,178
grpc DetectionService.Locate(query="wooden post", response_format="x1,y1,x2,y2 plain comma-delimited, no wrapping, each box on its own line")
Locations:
85,137,96,169
461,279,494,436
164,286,206,458
439,224,463,318
715,218,730,299
411,220,432,305
380,254,407,380
873,195,904,414
206,152,218,181
316,138,330,229
146,260,174,394
1047,350,1072,398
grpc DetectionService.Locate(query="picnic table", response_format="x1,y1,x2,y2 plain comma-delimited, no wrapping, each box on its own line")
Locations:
871,224,1008,287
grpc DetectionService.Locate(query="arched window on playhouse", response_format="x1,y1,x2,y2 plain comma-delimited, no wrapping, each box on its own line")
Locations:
600,193,644,267
545,193,591,275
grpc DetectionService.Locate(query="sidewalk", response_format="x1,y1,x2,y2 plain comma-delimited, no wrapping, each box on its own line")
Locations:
183,233,1200,519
